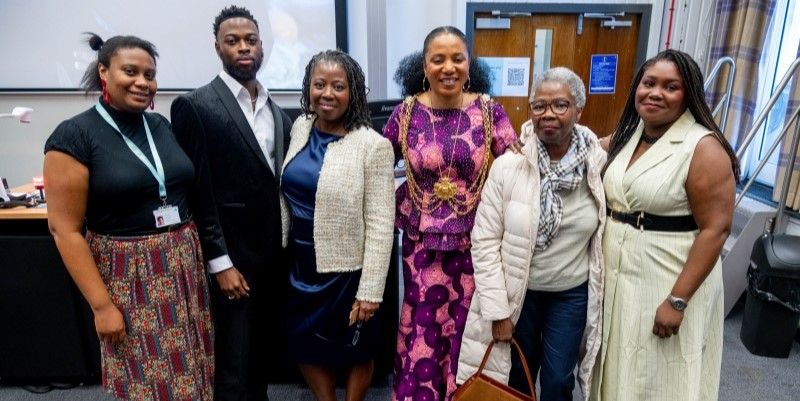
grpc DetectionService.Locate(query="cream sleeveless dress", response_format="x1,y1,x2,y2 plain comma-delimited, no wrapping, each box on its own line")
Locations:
591,111,723,401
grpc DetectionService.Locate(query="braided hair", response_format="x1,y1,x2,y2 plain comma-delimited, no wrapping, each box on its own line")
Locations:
393,26,491,96
300,50,372,132
603,49,740,181
80,32,158,93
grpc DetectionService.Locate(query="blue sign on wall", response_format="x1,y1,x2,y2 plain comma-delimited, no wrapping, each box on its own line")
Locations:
589,54,618,94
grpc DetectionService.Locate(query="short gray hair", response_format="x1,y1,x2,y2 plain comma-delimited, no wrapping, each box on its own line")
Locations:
529,67,586,108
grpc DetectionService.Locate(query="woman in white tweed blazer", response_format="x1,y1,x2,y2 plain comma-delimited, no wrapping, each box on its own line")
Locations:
279,50,395,401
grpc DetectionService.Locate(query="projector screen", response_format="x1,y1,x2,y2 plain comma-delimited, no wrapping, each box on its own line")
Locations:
0,0,345,91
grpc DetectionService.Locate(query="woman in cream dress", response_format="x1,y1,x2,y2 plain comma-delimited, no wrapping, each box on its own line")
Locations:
592,50,739,401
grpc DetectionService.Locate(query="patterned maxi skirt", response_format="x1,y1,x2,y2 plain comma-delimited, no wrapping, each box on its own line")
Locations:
393,233,475,401
87,222,214,401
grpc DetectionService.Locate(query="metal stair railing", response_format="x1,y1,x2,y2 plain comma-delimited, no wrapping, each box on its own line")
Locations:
704,56,736,131
720,57,800,316
773,102,800,232
734,57,800,196
737,106,800,208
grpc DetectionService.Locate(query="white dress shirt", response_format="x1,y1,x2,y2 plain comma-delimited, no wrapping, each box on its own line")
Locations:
208,70,277,274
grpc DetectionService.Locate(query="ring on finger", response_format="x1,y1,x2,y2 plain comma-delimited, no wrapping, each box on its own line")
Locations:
227,295,235,300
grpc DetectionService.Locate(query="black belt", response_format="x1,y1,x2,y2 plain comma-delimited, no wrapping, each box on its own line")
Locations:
606,207,698,232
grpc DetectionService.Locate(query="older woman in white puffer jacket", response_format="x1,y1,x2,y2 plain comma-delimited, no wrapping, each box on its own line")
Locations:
456,67,606,401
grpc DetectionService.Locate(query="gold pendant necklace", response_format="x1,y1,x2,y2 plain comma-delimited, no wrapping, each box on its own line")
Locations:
398,93,494,216
433,176,458,200
430,93,464,202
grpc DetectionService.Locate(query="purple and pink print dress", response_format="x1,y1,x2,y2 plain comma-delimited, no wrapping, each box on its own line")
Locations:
384,96,516,401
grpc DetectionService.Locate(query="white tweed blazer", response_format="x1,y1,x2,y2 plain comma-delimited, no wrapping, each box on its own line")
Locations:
279,116,395,302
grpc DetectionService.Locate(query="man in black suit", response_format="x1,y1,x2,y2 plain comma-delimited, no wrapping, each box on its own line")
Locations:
170,6,291,401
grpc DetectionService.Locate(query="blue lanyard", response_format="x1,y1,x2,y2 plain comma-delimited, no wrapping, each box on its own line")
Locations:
95,103,167,201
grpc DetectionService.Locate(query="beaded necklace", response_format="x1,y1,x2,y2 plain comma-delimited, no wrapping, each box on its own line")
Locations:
640,131,660,144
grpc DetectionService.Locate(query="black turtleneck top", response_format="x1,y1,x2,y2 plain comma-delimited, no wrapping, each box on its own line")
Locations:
44,100,194,235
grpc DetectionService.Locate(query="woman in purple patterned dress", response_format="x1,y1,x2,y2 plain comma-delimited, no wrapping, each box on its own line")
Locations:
384,26,519,401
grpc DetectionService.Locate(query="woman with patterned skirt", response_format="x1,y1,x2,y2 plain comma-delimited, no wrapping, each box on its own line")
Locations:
384,26,519,401
44,34,213,401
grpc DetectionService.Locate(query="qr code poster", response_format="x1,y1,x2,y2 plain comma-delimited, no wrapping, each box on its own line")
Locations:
478,57,530,97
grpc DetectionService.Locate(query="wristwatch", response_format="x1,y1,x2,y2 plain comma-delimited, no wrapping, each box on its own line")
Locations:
667,295,688,312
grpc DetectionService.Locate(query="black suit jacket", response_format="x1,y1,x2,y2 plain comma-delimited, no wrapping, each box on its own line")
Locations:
171,76,292,283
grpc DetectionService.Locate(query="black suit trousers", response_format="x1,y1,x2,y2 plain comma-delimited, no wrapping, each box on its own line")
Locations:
210,266,291,401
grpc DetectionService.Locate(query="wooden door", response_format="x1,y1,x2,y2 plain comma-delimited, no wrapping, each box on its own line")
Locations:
472,15,533,134
473,13,642,137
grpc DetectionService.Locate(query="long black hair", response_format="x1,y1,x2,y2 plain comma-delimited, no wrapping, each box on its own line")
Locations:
393,26,491,96
300,49,371,132
80,33,158,93
603,49,740,181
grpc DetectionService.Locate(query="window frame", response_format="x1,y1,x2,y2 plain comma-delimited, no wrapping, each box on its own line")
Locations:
742,0,799,186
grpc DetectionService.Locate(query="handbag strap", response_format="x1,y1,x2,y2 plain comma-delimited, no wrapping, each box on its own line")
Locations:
476,338,537,400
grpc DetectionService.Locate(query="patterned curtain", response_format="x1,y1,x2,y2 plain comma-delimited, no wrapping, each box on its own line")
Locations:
705,0,776,149
772,44,800,211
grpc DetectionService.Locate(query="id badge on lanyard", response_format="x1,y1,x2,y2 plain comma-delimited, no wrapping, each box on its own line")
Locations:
95,103,180,229
153,204,181,228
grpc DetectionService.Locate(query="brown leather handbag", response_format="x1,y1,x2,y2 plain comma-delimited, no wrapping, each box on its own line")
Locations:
452,338,537,401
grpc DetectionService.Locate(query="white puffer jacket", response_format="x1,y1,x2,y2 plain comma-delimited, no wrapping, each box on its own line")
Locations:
456,122,607,401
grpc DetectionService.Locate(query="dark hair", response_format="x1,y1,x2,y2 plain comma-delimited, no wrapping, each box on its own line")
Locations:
80,33,158,93
393,51,491,97
603,49,740,181
213,5,259,37
393,26,491,97
300,50,371,132
423,26,465,59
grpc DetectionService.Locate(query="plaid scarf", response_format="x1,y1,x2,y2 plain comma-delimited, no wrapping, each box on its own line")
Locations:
535,127,592,251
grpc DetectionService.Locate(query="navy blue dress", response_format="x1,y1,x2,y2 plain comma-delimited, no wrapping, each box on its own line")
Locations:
281,127,380,365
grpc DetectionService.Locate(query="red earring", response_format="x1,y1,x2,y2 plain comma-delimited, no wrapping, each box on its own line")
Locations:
100,79,110,104
149,99,155,110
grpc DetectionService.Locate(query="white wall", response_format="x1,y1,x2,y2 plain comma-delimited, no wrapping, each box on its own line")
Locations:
0,0,372,187
661,0,717,69
385,0,462,99
0,0,716,187
0,93,176,187
1,93,99,187
347,0,370,85
0,91,301,187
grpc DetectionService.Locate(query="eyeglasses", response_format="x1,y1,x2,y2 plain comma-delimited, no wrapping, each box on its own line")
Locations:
529,100,572,116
